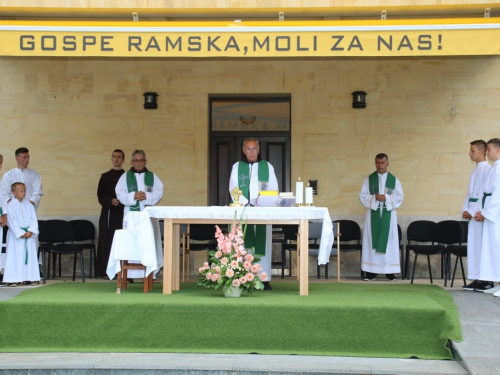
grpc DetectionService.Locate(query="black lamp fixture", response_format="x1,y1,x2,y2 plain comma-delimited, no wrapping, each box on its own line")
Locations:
351,91,367,108
143,92,159,109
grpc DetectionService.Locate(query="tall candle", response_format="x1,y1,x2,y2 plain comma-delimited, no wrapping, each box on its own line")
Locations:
296,178,304,204
305,186,313,205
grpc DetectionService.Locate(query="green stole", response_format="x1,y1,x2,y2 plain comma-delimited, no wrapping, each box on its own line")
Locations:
126,170,154,212
237,160,269,255
369,172,396,254
21,227,29,264
0,207,2,215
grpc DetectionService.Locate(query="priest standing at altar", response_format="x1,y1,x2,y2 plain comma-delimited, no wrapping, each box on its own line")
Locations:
229,137,279,290
115,150,164,280
359,153,404,281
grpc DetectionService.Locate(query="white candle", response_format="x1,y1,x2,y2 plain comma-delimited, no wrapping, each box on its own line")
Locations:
305,186,313,205
296,178,304,204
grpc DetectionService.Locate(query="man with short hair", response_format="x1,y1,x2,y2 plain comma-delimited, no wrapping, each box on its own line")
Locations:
229,137,279,290
461,140,492,291
1,147,44,210
96,149,126,278
359,153,404,281
474,138,500,296
115,150,164,280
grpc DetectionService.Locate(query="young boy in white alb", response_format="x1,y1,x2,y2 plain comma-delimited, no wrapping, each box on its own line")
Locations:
3,182,40,286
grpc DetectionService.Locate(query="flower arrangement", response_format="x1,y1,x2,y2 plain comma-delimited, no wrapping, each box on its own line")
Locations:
197,222,266,295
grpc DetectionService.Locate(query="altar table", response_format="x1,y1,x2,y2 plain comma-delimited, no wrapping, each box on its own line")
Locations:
129,206,334,296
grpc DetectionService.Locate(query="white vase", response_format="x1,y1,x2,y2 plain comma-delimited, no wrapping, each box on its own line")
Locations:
223,284,243,297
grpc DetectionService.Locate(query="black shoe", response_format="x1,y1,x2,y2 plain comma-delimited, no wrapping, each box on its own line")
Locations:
363,272,378,281
263,282,272,290
462,280,480,291
474,281,494,292
385,274,397,281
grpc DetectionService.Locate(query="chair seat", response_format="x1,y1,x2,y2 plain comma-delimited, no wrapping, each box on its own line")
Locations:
448,245,467,257
189,243,216,251
409,244,446,255
336,244,362,252
45,243,88,253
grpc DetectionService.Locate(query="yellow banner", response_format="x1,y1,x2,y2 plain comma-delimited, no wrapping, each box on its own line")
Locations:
1,19,500,58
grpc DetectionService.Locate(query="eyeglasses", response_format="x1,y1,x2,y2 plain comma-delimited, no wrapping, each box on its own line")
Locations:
132,159,146,163
244,147,259,152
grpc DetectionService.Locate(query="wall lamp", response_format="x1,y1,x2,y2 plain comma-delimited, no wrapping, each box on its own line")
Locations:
239,115,257,125
352,91,367,109
143,92,159,109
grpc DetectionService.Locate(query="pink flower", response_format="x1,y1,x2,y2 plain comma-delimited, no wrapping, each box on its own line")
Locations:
232,279,241,287
211,274,219,282
245,273,254,282
230,260,239,268
203,262,209,268
245,254,254,262
199,267,205,273
215,251,222,259
243,261,251,270
225,269,234,278
260,272,267,281
240,276,247,284
206,272,213,280
251,264,259,273
221,257,228,265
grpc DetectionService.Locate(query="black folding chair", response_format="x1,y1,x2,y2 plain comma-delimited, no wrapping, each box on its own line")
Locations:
39,219,86,282
332,220,363,279
69,220,96,279
281,223,324,279
449,221,468,287
410,220,462,286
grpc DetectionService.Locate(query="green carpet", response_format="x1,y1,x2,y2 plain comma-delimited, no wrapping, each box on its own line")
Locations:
0,282,462,359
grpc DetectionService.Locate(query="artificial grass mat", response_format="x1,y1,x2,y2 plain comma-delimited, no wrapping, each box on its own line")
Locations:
0,282,462,359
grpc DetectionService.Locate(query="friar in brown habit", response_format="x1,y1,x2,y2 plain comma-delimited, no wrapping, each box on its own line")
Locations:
96,149,125,278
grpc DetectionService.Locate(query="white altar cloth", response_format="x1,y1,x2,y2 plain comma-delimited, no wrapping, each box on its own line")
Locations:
141,206,334,265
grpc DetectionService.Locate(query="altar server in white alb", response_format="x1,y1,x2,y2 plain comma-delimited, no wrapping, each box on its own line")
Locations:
229,137,279,290
460,140,492,292
115,150,164,280
474,138,500,297
359,153,404,281
1,147,44,211
3,182,40,286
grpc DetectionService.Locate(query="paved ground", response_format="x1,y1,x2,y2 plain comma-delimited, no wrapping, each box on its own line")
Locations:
0,276,498,375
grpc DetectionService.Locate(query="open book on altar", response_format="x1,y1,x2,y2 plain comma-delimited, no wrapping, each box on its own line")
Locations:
256,192,296,207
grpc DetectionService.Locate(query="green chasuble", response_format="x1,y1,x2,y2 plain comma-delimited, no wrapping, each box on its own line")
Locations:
126,170,154,212
369,172,396,254
237,160,269,255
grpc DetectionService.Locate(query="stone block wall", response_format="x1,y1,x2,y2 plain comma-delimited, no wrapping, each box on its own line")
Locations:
2,55,499,277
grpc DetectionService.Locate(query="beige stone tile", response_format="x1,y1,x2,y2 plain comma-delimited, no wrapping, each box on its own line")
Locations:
439,174,469,196
11,94,48,114
116,73,149,94
149,73,183,94
93,73,119,94
1,115,27,135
